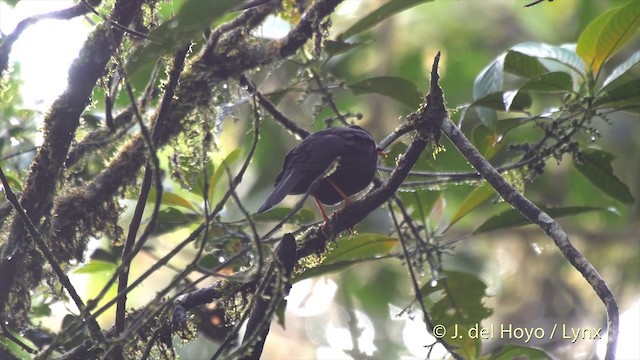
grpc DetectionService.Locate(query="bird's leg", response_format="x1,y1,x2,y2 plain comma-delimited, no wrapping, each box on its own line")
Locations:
326,179,355,234
326,179,351,214
314,196,331,225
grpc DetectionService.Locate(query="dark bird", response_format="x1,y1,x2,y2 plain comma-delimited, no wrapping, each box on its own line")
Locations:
257,125,383,222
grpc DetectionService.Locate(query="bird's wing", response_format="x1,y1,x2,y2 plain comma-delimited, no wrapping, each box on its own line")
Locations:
301,132,349,175
257,170,303,213
257,129,350,213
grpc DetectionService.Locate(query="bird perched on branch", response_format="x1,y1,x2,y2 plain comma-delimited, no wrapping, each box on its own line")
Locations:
257,125,384,223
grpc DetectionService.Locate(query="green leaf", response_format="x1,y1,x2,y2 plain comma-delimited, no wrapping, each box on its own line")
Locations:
295,234,398,281
194,159,215,199
504,50,548,79
275,300,287,328
253,207,316,224
337,0,434,40
0,330,35,359
474,206,611,234
74,260,117,274
519,72,573,93
511,42,587,78
496,114,550,134
594,78,640,108
264,88,294,105
467,91,532,112
574,149,635,205
488,345,551,360
577,1,640,76
152,207,201,235
127,0,237,74
600,50,640,91
448,182,496,229
473,56,505,127
198,254,220,270
0,172,22,192
473,125,504,159
324,234,398,263
397,190,440,226
209,148,244,204
347,76,423,109
421,270,492,358
594,95,640,114
149,189,200,212
1,0,20,6
325,39,369,57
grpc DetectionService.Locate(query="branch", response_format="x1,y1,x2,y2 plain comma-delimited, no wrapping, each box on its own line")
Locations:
440,117,619,360
45,0,343,278
0,0,100,77
112,46,189,353
0,0,147,326
0,167,105,344
238,234,296,360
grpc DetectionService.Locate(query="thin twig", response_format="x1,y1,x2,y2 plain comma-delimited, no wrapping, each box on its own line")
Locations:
0,167,105,343
387,201,461,359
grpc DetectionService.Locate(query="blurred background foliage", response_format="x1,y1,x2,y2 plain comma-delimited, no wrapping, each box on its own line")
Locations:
0,0,638,359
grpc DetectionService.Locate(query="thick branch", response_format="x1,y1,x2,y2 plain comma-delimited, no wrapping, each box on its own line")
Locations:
440,117,619,360
0,0,146,321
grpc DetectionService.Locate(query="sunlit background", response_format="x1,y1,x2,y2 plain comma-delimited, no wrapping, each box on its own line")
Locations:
1,1,638,359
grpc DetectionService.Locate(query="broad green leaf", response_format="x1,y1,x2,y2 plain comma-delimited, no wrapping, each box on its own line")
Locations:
253,207,316,224
519,72,573,93
1,0,20,6
325,39,369,57
347,76,423,109
488,345,551,360
577,1,640,76
324,234,398,264
0,330,35,359
397,190,441,227
600,50,640,91
421,270,492,357
594,79,640,108
496,115,549,134
594,95,640,114
337,0,433,40
473,125,503,159
473,206,611,234
511,42,587,78
74,260,117,274
198,254,220,269
275,300,287,328
209,148,244,204
148,189,200,212
152,207,201,235
127,0,237,74
468,91,532,112
448,182,496,229
574,149,635,205
474,56,505,127
504,51,548,79
0,172,22,192
265,88,294,105
194,159,215,199
295,234,398,281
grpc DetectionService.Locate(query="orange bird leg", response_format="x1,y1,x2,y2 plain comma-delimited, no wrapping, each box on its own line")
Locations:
326,179,351,213
313,196,331,224
325,179,356,234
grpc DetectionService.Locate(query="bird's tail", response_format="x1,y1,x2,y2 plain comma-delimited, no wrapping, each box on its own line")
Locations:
256,172,301,213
